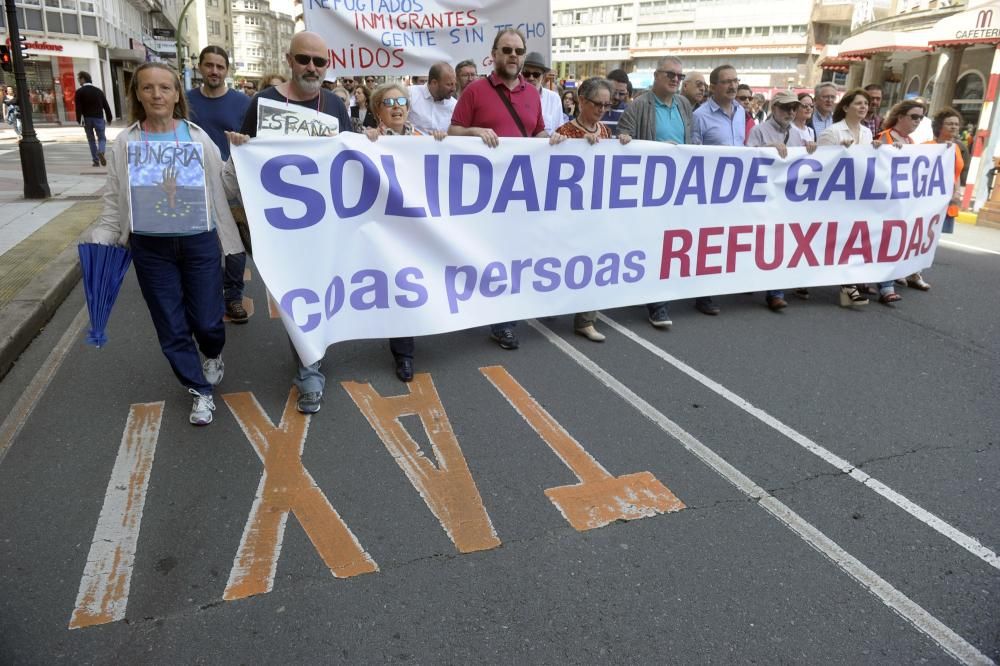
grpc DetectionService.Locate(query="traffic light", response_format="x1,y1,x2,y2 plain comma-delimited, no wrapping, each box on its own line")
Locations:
0,45,11,73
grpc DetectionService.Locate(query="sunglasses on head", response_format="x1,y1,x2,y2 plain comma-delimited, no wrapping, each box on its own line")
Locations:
292,53,329,68
499,46,526,56
381,96,409,107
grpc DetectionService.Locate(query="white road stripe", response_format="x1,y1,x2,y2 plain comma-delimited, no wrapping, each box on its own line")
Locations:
598,313,1000,573
0,305,88,466
939,239,1000,256
69,402,163,629
528,318,994,666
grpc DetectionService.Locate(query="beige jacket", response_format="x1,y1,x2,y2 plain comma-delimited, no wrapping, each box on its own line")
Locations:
91,121,245,256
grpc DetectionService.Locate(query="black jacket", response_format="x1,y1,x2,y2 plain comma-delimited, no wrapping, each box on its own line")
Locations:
75,84,112,123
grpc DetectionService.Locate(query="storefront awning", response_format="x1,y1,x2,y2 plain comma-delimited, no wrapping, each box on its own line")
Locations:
928,2,1000,47
838,30,933,58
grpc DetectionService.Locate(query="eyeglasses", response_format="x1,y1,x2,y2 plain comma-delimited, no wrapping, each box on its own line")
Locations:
656,70,685,81
718,78,740,86
523,70,544,79
736,95,751,102
498,46,526,56
800,104,814,111
906,113,924,122
381,96,409,107
585,98,613,110
292,53,329,68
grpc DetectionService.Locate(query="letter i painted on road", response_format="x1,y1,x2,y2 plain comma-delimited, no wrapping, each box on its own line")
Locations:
69,402,164,629
342,374,502,554
222,389,378,601
480,366,685,531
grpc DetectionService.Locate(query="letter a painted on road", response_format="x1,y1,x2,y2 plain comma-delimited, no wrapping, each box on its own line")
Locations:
342,373,502,553
222,390,378,601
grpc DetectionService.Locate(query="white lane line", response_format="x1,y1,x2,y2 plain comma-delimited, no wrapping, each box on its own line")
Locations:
68,402,163,629
598,313,1000,573
528,319,994,666
939,239,1000,256
0,305,88,466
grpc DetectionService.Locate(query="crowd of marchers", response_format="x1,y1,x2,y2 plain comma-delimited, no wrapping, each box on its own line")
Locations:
84,28,964,426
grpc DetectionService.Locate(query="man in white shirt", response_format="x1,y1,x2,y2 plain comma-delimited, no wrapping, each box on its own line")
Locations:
408,62,457,134
522,52,563,135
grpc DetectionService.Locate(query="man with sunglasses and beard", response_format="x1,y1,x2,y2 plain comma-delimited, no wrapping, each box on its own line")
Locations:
449,27,565,352
521,51,564,135
617,55,694,330
231,31,354,415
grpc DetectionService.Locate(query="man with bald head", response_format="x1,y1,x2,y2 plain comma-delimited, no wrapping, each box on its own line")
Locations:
236,31,354,415
408,62,457,134
681,72,706,109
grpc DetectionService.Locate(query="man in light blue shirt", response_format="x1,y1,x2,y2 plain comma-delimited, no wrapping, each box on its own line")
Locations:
688,64,747,315
811,82,837,135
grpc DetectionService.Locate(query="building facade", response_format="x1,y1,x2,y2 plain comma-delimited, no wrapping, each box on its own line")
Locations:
1,0,181,122
178,0,235,85
230,0,294,88
551,0,863,91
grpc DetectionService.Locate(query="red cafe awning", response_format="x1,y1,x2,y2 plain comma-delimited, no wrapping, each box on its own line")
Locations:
928,2,1000,47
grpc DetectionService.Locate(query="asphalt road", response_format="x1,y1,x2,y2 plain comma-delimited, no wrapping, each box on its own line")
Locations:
0,166,998,661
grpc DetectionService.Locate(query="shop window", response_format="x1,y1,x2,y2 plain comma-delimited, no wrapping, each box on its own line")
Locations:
953,71,985,126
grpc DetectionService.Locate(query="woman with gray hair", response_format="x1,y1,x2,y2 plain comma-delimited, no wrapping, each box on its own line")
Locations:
554,77,631,342
364,81,446,381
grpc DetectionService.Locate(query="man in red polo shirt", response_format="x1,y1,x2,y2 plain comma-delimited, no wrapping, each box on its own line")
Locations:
449,28,563,350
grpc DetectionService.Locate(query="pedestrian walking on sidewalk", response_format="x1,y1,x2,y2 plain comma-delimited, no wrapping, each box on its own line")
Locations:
90,62,246,426
185,45,252,325
74,72,113,167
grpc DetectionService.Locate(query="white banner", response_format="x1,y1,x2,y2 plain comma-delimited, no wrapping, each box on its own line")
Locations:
232,133,954,366
302,0,551,76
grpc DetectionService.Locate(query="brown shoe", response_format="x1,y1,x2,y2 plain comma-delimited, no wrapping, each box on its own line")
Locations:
766,296,787,311
225,300,249,324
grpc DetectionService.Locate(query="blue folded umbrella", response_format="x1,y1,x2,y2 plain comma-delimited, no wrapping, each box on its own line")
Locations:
78,242,132,348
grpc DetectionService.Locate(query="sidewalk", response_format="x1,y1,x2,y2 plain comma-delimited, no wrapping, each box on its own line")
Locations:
0,124,125,378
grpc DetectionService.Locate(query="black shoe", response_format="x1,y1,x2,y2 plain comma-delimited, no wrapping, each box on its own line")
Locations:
98,152,106,166
694,298,720,316
92,161,100,167
395,357,414,382
647,304,672,328
490,327,519,350
296,391,323,414
226,300,249,324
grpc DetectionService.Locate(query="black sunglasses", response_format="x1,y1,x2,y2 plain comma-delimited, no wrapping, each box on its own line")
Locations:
656,70,685,81
523,70,544,79
292,53,329,68
906,113,925,122
499,46,526,56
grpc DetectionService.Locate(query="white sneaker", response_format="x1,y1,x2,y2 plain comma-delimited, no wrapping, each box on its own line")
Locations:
203,356,224,386
189,388,215,425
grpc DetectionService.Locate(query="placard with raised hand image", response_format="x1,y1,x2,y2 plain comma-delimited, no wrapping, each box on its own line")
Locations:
126,141,210,234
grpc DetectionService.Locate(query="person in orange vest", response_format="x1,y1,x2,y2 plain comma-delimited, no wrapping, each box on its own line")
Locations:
925,108,964,234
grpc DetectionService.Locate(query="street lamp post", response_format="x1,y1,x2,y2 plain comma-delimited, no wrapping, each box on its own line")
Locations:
4,0,51,199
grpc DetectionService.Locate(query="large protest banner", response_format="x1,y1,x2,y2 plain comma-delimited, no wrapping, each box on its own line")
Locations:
302,0,551,76
232,133,953,366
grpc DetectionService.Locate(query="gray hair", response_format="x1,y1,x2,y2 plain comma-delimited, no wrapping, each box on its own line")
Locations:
577,77,613,102
656,55,683,70
814,82,837,97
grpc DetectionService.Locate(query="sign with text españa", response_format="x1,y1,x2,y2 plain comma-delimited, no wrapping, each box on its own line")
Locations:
232,134,953,366
302,0,551,75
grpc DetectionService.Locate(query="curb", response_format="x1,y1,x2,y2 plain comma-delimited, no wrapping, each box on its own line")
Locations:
0,223,94,380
